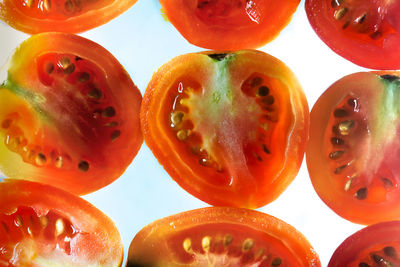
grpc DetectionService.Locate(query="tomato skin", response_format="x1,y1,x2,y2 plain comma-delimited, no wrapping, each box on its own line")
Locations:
127,207,321,267
328,221,400,267
0,0,137,34
141,50,309,208
307,71,400,225
305,0,400,69
159,0,300,50
0,179,123,266
0,33,142,195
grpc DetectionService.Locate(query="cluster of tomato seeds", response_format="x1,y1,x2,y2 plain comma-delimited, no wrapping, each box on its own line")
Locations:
328,95,397,201
179,232,284,266
241,74,276,163
0,206,78,262
357,245,399,267
21,0,83,17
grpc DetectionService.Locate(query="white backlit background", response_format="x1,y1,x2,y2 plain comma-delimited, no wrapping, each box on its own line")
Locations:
0,1,369,266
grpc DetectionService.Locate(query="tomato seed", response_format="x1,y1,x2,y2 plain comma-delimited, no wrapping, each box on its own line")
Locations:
380,75,400,82
329,150,344,159
334,163,348,174
55,219,65,236
271,257,282,266
331,0,344,8
102,106,116,117
202,236,211,252
384,246,397,258
105,121,118,127
333,108,348,118
242,238,254,252
257,86,270,97
78,161,89,172
1,221,8,233
355,187,368,200
334,8,348,20
2,119,12,129
370,31,383,40
262,95,275,105
88,88,103,99
35,153,47,166
170,111,184,127
40,216,49,228
382,178,394,189
44,0,51,11
65,0,74,12
63,63,75,74
55,156,63,168
111,130,121,141
371,254,385,264
250,77,263,87
331,137,344,146
177,129,189,140
224,234,233,246
262,144,271,154
355,13,367,24
45,62,54,74
338,120,354,135
359,263,371,267
14,215,23,227
344,178,353,191
208,53,229,61
60,57,70,69
78,72,90,82
183,238,192,253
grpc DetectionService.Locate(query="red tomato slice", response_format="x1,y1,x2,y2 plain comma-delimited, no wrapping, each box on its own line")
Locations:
0,33,142,195
127,207,321,267
305,0,400,69
328,221,400,267
141,50,309,208
307,72,400,225
0,179,122,266
0,0,137,34
159,0,300,50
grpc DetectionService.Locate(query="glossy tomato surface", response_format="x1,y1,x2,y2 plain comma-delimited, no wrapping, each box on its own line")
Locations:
141,50,309,208
0,0,137,34
0,179,123,266
307,72,400,225
0,32,142,195
159,0,300,50
328,221,400,267
305,0,400,69
127,207,321,267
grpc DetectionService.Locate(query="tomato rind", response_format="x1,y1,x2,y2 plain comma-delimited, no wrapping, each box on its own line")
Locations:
0,179,123,266
127,207,321,267
141,50,309,208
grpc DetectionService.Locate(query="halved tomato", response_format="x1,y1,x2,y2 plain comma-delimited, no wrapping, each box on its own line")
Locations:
141,50,309,208
328,221,400,267
307,72,400,225
127,207,321,266
0,0,137,34
305,0,400,69
0,32,142,195
159,0,300,50
0,179,122,266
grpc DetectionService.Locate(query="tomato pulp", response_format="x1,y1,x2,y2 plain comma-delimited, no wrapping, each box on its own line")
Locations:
307,72,400,225
159,0,300,50
0,179,123,266
0,0,137,34
0,33,142,195
127,207,321,267
141,50,309,208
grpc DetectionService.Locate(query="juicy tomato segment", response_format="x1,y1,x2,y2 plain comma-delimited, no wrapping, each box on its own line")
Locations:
307,72,400,225
328,221,400,267
141,50,308,208
0,179,122,266
0,0,137,33
0,33,142,195
305,0,400,69
159,0,300,49
127,207,321,267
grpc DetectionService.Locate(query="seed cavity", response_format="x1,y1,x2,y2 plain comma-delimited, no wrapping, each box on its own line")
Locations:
338,120,354,135
78,161,89,172
242,238,254,252
381,75,400,82
257,86,270,97
202,236,211,252
355,187,368,200
334,8,348,20
183,238,192,253
208,53,229,61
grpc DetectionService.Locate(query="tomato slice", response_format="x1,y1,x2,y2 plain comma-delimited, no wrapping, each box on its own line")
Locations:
0,32,142,195
159,0,300,50
307,72,400,225
0,179,122,266
305,0,400,69
126,207,321,267
0,0,137,34
141,50,309,208
328,221,400,267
